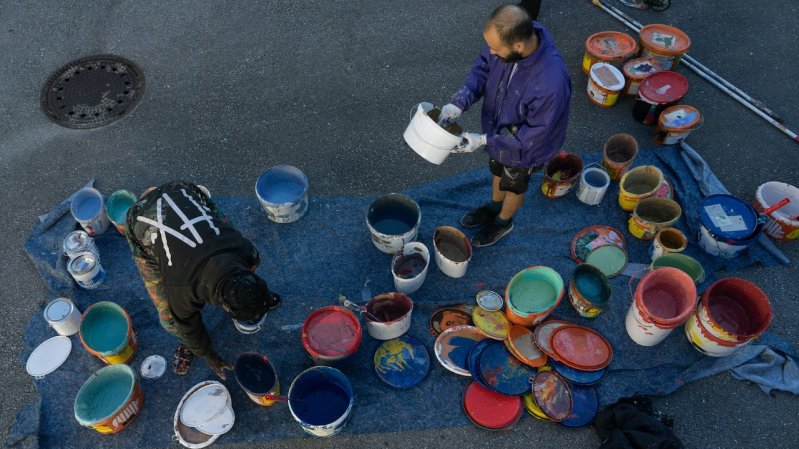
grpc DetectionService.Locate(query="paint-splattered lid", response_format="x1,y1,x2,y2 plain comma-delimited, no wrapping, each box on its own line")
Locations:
549,325,613,371
475,290,503,312
471,307,510,340
639,71,689,103
585,31,637,60
26,336,71,378
429,306,473,336
468,339,496,389
550,359,607,385
700,194,759,240
476,341,536,396
506,325,547,367
585,245,628,278
195,404,235,436
463,381,523,430
373,335,430,389
639,24,691,54
571,225,627,263
533,320,572,359
140,355,167,380
590,63,625,91
532,371,573,422
434,325,488,376
623,58,662,78
659,105,702,129
560,384,600,428
523,392,554,421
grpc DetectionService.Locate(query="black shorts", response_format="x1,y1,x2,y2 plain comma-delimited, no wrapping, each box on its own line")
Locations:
489,159,543,194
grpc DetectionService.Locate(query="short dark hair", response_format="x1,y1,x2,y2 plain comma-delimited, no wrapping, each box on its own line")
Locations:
485,4,533,46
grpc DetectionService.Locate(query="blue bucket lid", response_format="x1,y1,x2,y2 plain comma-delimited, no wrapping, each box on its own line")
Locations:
476,341,536,396
700,194,758,240
373,335,430,389
550,359,607,385
560,384,599,427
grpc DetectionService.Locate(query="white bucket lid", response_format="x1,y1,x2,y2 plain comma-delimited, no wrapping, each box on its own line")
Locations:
195,404,235,435
590,63,625,91
180,384,230,427
26,336,72,378
140,355,167,379
174,381,222,449
44,298,74,322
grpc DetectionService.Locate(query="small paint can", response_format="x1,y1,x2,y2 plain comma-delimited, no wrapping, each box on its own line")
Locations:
79,301,138,365
301,306,362,363
363,292,414,340
255,165,309,223
288,366,354,437
70,187,110,236
638,24,691,70
576,164,610,206
63,230,99,260
234,353,281,407
106,189,137,234
391,242,430,294
632,71,689,125
504,266,564,326
618,165,664,211
654,104,703,145
366,193,421,254
44,297,82,336
433,226,472,278
582,31,637,74
622,58,662,96
649,227,687,260
568,264,611,318
74,364,143,434
625,267,696,346
541,152,584,198
697,194,761,258
650,253,705,285
67,252,106,289
753,181,799,241
586,63,625,108
628,197,682,240
601,133,639,181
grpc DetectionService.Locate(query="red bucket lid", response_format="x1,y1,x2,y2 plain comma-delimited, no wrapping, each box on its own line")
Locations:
533,319,571,359
639,71,689,104
549,325,613,371
301,306,362,358
463,381,523,430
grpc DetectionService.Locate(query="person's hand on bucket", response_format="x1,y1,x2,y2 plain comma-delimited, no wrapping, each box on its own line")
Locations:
208,353,233,380
452,132,487,154
438,103,462,126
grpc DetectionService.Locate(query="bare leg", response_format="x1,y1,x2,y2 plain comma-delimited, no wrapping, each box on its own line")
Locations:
492,176,505,203
499,192,525,222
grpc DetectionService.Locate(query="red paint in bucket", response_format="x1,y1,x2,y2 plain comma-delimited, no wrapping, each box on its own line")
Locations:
702,278,772,339
301,306,362,364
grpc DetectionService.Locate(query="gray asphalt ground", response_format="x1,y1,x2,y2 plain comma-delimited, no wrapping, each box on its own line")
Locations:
2,1,797,448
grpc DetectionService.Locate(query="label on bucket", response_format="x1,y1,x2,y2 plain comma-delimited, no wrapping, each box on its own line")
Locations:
587,81,618,106
641,49,677,70
704,204,748,233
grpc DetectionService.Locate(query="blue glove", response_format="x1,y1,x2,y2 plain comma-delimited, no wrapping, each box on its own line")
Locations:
452,132,487,154
437,103,462,126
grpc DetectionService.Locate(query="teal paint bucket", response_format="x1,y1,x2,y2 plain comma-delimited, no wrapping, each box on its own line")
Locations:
568,264,611,318
74,364,143,434
79,301,137,365
106,190,137,234
504,266,564,326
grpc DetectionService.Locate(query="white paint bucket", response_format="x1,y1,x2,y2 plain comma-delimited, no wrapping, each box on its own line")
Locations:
403,102,462,165
624,267,696,346
754,181,799,241
433,226,472,278
363,292,413,340
392,242,430,294
70,187,110,236
44,297,82,336
366,193,420,254
68,252,105,289
255,165,309,223
576,165,610,206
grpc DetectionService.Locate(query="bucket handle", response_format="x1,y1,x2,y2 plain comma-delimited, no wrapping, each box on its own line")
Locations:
261,393,289,403
583,162,608,174
409,103,421,122
760,197,790,217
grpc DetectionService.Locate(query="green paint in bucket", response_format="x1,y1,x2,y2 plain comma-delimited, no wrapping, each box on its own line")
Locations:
74,364,143,434
79,302,137,365
651,253,705,284
569,264,611,318
505,267,564,326
106,190,137,233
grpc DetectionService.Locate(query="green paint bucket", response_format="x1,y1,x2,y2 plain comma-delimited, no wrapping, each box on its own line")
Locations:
504,266,564,326
74,364,143,434
650,253,705,284
568,264,611,318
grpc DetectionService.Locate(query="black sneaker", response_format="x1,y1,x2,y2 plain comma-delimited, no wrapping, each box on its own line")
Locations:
472,221,514,247
461,205,499,228
267,292,281,310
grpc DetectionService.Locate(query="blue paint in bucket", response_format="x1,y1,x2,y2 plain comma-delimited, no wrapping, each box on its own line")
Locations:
255,165,309,223
366,193,421,253
81,304,129,354
73,194,102,220
288,366,353,437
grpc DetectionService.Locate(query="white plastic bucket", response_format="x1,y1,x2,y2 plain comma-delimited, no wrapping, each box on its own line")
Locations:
754,181,799,241
44,297,82,336
402,102,462,165
255,165,309,223
624,268,696,346
363,292,414,340
392,242,430,294
366,193,420,254
70,188,110,236
433,226,472,278
576,165,610,206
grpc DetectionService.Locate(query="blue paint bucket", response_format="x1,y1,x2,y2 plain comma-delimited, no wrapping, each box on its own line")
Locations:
106,190,137,234
288,366,354,437
698,194,762,258
366,193,421,254
255,165,309,223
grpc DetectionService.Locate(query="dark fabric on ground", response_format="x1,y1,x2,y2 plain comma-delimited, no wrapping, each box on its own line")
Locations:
13,146,795,448
594,397,684,449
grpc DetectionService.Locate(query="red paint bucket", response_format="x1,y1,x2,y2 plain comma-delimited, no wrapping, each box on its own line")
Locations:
301,306,362,364
632,71,689,125
625,267,696,346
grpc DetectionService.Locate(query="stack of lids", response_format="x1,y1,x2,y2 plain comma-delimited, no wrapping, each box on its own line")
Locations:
571,225,628,278
174,382,235,448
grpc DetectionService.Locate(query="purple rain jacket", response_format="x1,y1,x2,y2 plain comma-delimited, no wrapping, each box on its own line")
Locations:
450,21,572,168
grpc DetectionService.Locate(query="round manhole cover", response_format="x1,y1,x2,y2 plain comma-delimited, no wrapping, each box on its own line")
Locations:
40,55,145,129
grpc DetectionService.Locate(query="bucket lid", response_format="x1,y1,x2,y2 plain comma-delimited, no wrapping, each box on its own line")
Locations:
590,63,625,91
623,58,662,78
140,355,167,380
560,384,600,428
429,306,473,336
550,359,607,385
180,384,230,428
585,31,637,60
469,339,496,390
26,335,71,378
373,335,430,389
44,298,74,322
434,325,488,376
532,371,573,422
533,320,571,359
471,307,510,340
659,105,702,129
639,24,691,55
585,245,628,278
302,306,362,358
68,252,98,275
476,341,536,396
506,325,547,367
549,325,613,371
700,194,759,240
475,290,503,312
463,381,523,430
523,392,554,421
639,71,689,104
174,382,223,449
571,225,626,263
195,404,234,435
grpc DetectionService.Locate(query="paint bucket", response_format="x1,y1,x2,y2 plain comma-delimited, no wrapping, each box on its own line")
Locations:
685,278,772,357
754,181,799,240
654,105,702,145
403,102,463,165
618,165,664,211
602,133,639,182
576,164,610,206
625,267,696,346
70,187,110,236
649,227,687,260
363,292,413,340
392,242,430,294
504,266,564,326
234,353,281,407
541,152,584,198
44,297,82,336
638,24,691,70
622,58,662,96
255,165,309,223
63,230,99,260
697,194,762,258
582,31,638,74
106,190,137,234
568,264,611,318
650,253,705,285
67,252,106,289
301,306,362,364
74,364,143,434
632,71,689,125
366,193,421,254
586,63,625,108
433,226,472,278
180,383,235,436
288,366,354,437
79,301,137,365
628,197,682,240
173,382,225,449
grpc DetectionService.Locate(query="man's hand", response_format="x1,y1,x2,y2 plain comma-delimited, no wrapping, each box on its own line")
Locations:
437,103,462,126
452,132,487,154
207,353,233,380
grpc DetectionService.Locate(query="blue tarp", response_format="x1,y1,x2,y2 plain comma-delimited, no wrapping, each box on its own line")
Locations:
10,146,796,449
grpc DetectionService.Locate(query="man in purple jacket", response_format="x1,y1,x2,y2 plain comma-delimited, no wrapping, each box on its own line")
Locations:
440,4,571,247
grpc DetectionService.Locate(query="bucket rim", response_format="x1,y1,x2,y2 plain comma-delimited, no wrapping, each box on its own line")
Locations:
635,267,696,325
301,306,362,358
701,278,773,337
584,31,637,59
756,181,799,223
287,366,354,428
79,301,132,356
70,187,103,219
234,352,277,395
505,266,565,314
632,197,682,224
650,253,705,283
365,193,421,231
74,364,136,426
570,263,611,306
433,225,473,262
254,165,309,206
365,292,414,324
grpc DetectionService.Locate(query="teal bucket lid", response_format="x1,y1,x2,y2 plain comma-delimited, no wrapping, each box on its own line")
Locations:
507,267,564,315
74,364,136,426
80,302,131,356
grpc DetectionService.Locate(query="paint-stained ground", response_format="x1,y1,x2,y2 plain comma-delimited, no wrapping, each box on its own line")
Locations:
1,1,797,448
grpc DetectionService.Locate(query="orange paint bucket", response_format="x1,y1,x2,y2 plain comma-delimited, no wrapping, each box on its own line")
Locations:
74,364,144,434
602,133,639,181
618,165,664,212
622,58,662,96
79,302,137,365
586,63,625,108
638,24,691,70
654,105,702,145
582,31,637,74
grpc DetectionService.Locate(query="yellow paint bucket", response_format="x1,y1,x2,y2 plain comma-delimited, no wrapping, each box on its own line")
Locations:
628,197,682,240
618,165,663,212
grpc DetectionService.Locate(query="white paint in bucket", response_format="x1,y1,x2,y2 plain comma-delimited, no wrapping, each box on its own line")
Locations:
44,297,82,336
366,193,421,254
403,102,462,165
255,165,309,223
392,242,430,294
68,252,105,289
70,188,110,236
433,226,472,278
577,165,610,206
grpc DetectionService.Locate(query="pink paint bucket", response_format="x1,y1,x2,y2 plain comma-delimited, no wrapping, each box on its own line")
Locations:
625,267,696,346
